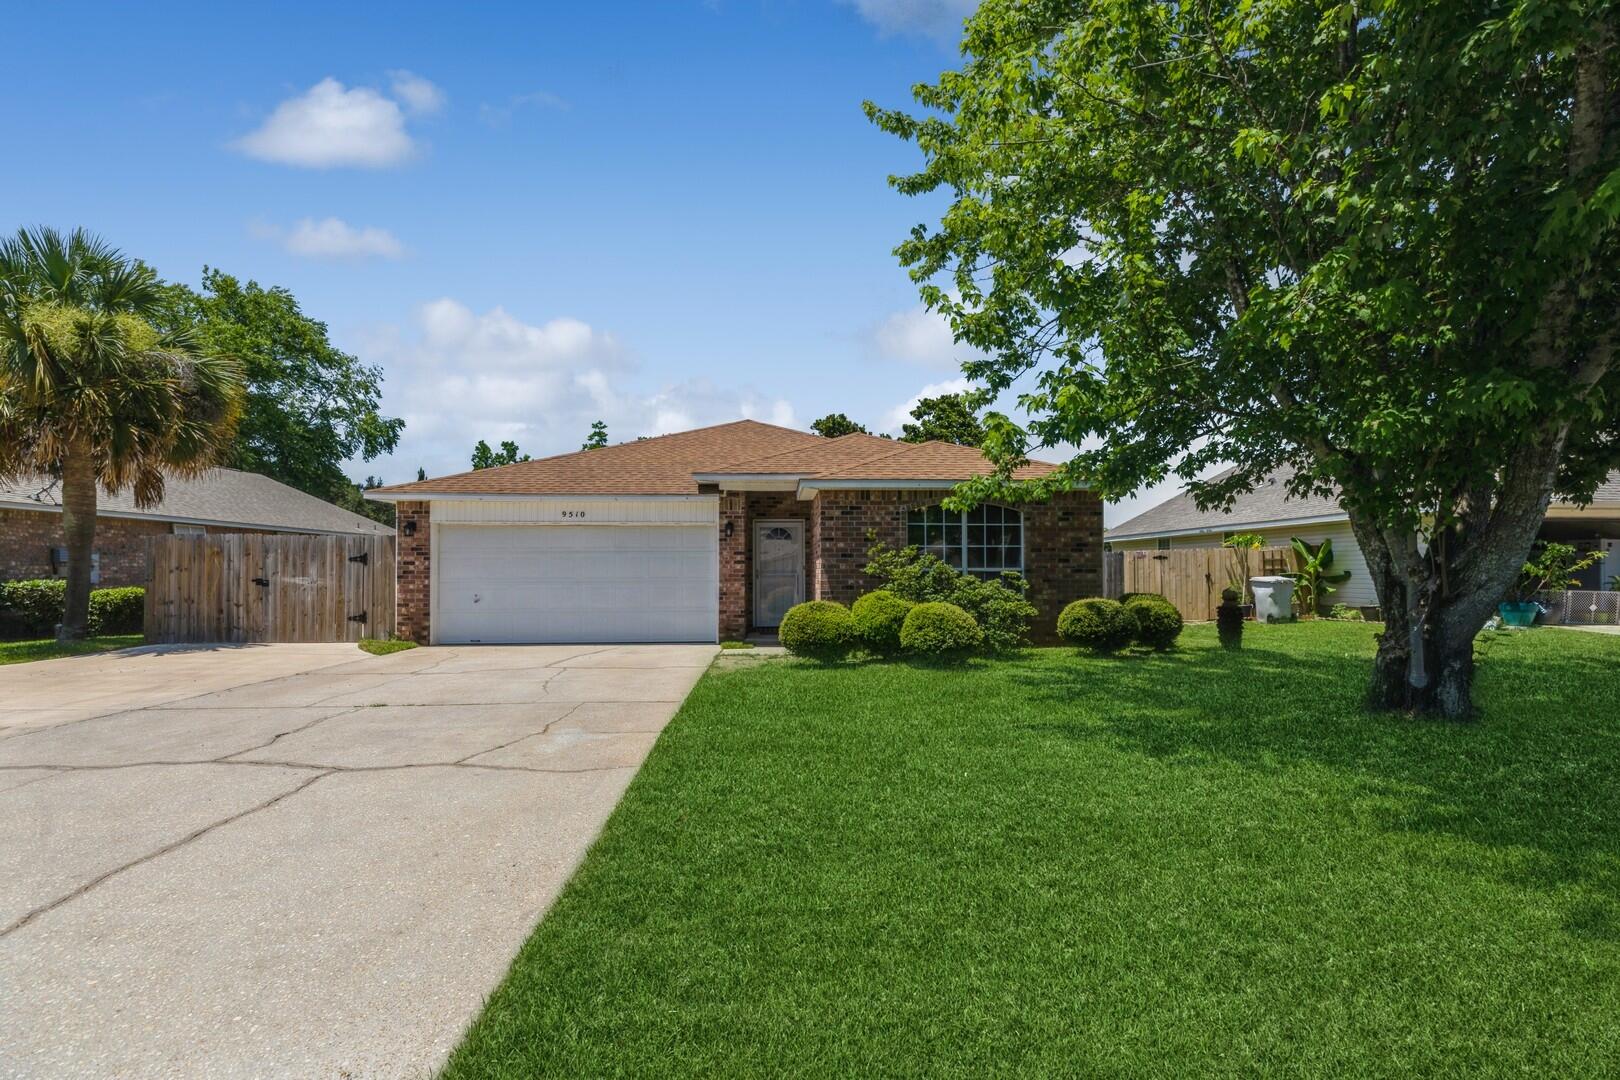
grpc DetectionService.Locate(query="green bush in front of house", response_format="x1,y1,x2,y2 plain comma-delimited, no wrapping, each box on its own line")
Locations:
0,579,145,638
88,587,146,635
1122,594,1183,650
779,600,856,661
1057,598,1136,653
863,541,1035,652
851,590,915,655
899,601,984,659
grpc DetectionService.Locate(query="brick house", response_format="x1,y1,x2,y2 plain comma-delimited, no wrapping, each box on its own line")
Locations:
366,420,1102,645
0,469,392,588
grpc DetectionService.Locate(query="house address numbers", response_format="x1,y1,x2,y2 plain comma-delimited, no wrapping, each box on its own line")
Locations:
561,510,586,519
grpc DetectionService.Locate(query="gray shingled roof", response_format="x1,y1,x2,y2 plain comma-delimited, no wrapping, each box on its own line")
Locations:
1107,467,1620,541
0,469,392,535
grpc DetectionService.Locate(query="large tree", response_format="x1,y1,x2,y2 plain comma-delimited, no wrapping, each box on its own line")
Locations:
0,229,244,639
870,0,1619,717
161,269,402,502
811,412,871,438
900,391,987,446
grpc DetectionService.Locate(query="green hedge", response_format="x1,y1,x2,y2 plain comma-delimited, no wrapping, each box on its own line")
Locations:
1056,598,1135,653
851,590,914,655
779,600,856,661
0,579,145,638
1123,594,1183,650
899,601,983,659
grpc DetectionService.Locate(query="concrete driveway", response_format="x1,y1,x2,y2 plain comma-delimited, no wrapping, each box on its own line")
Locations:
0,641,715,1079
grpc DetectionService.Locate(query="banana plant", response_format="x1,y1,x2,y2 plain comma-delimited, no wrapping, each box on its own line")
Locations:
1286,537,1351,616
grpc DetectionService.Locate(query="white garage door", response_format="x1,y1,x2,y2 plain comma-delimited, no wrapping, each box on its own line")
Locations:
436,525,717,644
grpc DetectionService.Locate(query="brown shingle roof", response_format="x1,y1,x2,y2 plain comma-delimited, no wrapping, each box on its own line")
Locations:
371,420,1064,498
810,440,1059,482
371,420,826,497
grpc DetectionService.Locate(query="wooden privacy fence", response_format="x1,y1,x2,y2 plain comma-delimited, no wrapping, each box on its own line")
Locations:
1122,546,1292,622
145,534,395,643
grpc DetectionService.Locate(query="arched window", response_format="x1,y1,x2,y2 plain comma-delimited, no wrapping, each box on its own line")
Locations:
906,504,1023,577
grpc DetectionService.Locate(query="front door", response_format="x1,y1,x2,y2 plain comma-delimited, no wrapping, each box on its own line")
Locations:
753,520,804,628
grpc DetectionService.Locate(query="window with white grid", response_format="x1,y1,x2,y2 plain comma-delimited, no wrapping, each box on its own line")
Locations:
905,504,1023,577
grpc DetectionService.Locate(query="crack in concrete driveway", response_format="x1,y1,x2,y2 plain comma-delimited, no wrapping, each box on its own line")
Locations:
0,642,715,1078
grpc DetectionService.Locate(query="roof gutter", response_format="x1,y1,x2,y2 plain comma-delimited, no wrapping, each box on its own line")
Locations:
364,491,718,504
1106,510,1349,543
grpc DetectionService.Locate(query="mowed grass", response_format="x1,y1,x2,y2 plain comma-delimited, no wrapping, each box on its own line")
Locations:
0,634,143,665
445,623,1620,1078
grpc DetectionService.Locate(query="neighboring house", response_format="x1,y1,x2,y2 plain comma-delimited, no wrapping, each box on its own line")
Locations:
1107,467,1620,608
366,420,1102,645
0,469,393,588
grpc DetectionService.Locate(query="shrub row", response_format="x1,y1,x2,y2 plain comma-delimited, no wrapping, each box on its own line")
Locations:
780,591,984,661
0,579,145,639
1058,594,1183,652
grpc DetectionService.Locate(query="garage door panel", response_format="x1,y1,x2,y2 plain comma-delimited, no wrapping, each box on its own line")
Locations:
436,524,717,644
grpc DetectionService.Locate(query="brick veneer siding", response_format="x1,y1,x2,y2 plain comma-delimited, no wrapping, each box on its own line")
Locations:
0,507,292,588
717,491,813,639
811,488,1104,643
395,501,432,643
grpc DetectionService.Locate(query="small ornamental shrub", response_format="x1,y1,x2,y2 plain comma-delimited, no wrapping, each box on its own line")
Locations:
851,589,914,655
778,600,856,661
899,601,983,658
1,580,148,638
88,587,145,635
1116,591,1158,605
1123,594,1183,650
1057,598,1135,652
863,540,1035,651
0,578,67,638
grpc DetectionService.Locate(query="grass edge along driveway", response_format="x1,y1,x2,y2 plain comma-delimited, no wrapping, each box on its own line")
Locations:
444,622,1620,1078
0,634,143,666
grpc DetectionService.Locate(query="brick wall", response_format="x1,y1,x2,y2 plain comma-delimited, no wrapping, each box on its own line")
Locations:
1,507,174,586
395,501,432,643
811,488,1104,643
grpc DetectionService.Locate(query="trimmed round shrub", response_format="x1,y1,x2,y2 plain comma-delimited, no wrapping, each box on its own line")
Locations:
1116,591,1156,605
851,589,914,656
89,587,145,635
778,600,856,661
1123,594,1183,650
1057,598,1135,652
899,601,983,658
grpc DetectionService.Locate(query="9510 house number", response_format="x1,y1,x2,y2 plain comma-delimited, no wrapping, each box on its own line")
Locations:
560,510,587,519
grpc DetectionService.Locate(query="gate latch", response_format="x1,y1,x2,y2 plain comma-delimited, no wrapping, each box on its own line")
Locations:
252,577,270,587
348,611,368,623
348,551,369,565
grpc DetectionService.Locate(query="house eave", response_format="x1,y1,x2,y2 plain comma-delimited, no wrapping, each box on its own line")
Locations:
366,491,720,504
1106,510,1350,543
0,499,390,536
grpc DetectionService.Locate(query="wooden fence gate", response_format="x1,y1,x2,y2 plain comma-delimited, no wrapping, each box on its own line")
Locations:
144,534,396,643
1122,546,1292,622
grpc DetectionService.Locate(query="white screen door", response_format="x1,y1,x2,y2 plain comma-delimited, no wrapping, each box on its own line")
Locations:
753,520,804,628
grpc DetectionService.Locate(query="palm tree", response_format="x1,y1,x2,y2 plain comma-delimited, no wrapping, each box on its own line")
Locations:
0,228,243,640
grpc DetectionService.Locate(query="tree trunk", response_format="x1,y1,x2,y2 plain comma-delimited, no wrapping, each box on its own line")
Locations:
57,448,97,642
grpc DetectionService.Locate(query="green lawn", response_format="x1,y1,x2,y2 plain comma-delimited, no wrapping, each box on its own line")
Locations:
358,637,419,656
445,622,1620,1078
0,634,144,665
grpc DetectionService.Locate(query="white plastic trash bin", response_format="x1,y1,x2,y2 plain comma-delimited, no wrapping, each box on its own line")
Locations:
1249,576,1295,623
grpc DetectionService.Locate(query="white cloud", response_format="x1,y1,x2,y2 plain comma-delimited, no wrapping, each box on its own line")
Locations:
252,217,405,259
353,300,794,479
388,70,446,114
841,0,977,40
867,297,989,372
478,91,570,126
882,377,971,434
232,77,429,168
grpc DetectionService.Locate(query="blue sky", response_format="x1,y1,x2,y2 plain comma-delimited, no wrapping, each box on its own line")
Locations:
7,0,1168,524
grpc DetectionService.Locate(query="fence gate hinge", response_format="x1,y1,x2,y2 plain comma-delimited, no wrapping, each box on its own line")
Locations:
348,551,369,565
348,611,368,623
